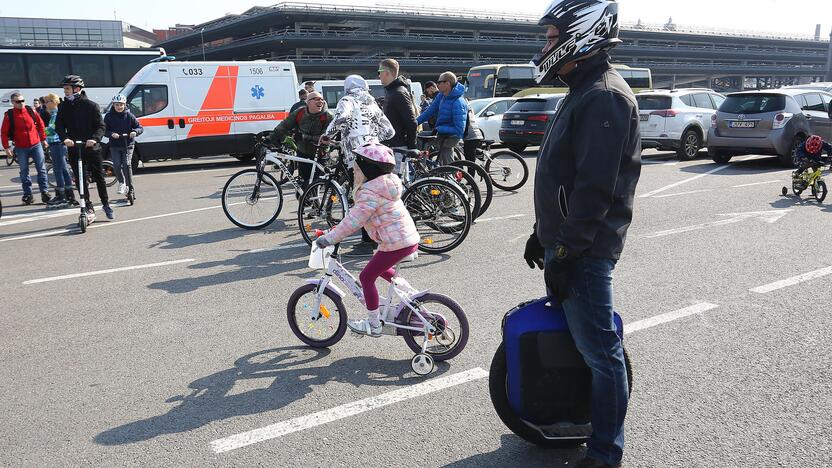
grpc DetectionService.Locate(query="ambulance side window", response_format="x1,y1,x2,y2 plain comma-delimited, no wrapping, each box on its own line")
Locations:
127,85,169,117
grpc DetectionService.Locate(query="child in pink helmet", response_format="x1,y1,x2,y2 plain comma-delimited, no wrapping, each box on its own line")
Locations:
316,143,420,336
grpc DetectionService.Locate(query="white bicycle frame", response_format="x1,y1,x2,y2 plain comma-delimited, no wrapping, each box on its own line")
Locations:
261,149,329,196
309,248,441,340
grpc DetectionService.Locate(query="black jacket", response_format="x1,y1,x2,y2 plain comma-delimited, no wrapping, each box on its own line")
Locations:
55,92,105,147
534,52,642,261
382,77,418,149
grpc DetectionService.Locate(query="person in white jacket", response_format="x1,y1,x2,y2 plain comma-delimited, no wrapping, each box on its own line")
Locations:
320,75,396,257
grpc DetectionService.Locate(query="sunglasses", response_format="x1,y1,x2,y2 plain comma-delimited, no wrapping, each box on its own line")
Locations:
13,99,25,104
309,97,324,102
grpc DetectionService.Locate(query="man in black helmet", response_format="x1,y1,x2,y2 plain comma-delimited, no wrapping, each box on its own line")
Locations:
55,75,113,220
522,1,641,467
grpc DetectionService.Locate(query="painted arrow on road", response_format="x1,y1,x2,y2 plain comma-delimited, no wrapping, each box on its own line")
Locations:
641,209,792,239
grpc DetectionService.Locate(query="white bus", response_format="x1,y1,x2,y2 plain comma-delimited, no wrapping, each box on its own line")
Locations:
0,46,165,111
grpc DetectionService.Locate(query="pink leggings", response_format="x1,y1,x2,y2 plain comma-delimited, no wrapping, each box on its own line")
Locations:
359,244,419,310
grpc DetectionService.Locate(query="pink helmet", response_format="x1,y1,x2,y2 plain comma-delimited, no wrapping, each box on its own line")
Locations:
353,144,396,166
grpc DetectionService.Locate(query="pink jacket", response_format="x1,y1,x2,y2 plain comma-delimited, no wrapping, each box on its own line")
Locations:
323,174,420,251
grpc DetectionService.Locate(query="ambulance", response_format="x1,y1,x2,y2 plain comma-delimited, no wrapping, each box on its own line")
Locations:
116,61,298,167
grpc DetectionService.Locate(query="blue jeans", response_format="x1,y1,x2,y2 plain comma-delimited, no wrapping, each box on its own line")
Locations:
545,250,629,465
48,143,73,191
16,143,49,196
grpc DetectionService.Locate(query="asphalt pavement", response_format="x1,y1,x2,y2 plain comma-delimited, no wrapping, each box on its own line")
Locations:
1,150,830,467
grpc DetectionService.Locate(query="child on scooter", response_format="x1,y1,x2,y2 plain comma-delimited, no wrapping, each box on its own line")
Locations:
104,94,143,200
315,144,420,337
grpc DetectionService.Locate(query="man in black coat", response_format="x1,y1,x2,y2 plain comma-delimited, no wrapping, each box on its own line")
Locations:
55,75,113,219
379,58,418,151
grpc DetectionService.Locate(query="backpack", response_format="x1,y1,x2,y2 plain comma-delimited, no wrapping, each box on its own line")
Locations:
5,106,38,141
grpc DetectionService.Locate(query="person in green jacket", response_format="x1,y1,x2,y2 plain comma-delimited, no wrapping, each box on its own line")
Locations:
270,91,333,190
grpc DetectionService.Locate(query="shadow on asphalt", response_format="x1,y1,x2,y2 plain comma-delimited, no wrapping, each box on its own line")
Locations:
94,347,450,446
134,158,250,176
149,225,287,250
770,194,828,209
442,433,585,467
678,156,786,176
146,244,309,294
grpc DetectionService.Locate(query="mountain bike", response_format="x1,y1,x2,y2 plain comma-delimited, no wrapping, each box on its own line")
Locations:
287,241,469,375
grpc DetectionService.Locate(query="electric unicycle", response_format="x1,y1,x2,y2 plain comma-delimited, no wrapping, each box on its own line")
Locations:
488,298,633,448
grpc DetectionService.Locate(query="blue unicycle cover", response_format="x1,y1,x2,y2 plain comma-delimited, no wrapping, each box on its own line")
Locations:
501,297,624,425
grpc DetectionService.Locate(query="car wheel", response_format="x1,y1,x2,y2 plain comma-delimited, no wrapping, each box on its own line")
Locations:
780,134,805,168
677,129,701,161
506,143,527,154
710,151,731,164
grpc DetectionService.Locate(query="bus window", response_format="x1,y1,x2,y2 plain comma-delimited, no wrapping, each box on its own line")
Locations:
70,55,113,87
112,55,153,86
466,67,497,100
0,55,25,87
26,54,70,88
127,85,168,117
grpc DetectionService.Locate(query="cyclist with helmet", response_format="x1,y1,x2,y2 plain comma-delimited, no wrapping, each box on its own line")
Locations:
105,94,143,200
794,135,831,178
315,144,420,337
55,75,113,220
522,1,641,467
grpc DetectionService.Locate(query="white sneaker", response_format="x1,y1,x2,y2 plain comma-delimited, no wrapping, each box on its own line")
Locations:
348,319,382,337
401,251,418,263
392,276,418,294
118,183,127,195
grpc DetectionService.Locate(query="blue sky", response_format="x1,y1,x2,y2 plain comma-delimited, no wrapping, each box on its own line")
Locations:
1,0,829,38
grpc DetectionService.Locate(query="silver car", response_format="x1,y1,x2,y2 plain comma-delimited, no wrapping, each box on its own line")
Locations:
707,89,832,166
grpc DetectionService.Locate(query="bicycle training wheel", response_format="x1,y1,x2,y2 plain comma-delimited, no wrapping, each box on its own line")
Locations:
222,169,284,229
403,177,472,254
485,150,529,191
286,284,348,348
297,180,348,245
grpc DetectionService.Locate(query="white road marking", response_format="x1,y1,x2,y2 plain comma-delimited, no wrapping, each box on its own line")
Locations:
652,189,713,199
476,214,525,223
642,159,678,166
625,302,719,334
210,367,490,453
749,266,832,294
210,297,726,454
638,164,730,198
0,201,129,227
23,258,196,285
640,209,791,239
731,180,781,188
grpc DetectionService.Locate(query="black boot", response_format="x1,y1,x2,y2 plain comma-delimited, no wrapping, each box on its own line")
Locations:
65,188,79,206
22,194,34,205
41,191,52,204
46,193,67,207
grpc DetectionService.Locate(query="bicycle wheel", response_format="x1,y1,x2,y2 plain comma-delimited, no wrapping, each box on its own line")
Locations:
102,160,118,187
286,284,348,348
400,293,469,361
222,169,284,229
429,165,482,220
403,177,472,254
812,180,827,203
298,180,348,245
485,150,529,191
46,164,56,188
449,160,493,217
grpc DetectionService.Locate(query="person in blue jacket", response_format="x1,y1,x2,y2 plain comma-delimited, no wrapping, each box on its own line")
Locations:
104,94,143,201
417,71,467,165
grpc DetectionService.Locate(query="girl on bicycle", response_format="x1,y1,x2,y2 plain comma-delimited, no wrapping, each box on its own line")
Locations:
315,144,420,337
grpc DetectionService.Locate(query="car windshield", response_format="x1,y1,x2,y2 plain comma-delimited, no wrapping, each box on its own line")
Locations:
636,95,672,110
470,100,492,115
720,94,786,114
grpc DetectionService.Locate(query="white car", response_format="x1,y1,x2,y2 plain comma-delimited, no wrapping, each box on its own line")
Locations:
470,97,517,142
637,88,726,160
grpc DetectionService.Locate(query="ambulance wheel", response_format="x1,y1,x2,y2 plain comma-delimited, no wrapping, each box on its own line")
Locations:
78,214,87,233
488,343,634,448
411,353,434,376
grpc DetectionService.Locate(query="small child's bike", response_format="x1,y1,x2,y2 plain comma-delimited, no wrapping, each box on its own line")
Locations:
782,160,828,203
286,238,469,375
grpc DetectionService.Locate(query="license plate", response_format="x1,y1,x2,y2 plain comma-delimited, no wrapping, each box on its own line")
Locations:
729,121,756,128
510,120,524,126
639,115,649,122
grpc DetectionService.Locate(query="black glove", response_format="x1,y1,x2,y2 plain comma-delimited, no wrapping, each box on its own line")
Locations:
523,232,545,269
545,244,576,303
